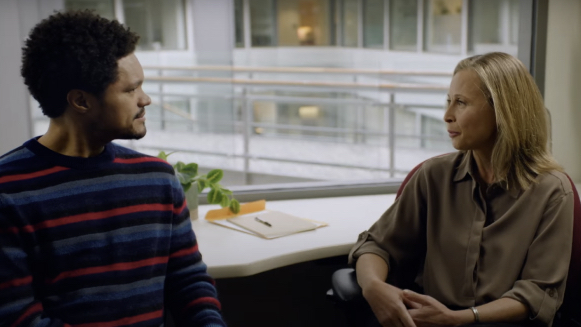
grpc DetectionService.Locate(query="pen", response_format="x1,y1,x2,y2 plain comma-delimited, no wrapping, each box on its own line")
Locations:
255,217,272,227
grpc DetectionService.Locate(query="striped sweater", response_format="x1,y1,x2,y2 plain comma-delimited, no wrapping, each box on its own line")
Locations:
0,138,226,326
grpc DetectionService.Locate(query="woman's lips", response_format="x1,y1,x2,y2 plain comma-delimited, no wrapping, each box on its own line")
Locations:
448,130,460,137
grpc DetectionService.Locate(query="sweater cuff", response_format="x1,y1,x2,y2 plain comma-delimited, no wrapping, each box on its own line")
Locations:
502,280,560,326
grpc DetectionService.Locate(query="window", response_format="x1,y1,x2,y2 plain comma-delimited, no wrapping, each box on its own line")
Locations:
469,0,519,55
277,0,335,46
64,0,187,50
49,0,538,198
340,0,359,47
250,0,277,46
363,0,384,48
235,0,245,47
123,0,187,50
389,0,418,51
424,0,463,54
64,0,115,20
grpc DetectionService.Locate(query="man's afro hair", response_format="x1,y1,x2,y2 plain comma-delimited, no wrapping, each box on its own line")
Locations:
21,10,139,118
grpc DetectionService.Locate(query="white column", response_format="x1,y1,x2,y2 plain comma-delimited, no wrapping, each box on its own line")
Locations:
191,0,235,65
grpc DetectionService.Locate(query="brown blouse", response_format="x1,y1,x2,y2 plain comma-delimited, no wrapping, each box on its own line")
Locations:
349,151,574,326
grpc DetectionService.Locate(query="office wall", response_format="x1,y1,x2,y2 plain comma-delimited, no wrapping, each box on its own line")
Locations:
545,0,581,182
0,0,31,154
0,0,64,154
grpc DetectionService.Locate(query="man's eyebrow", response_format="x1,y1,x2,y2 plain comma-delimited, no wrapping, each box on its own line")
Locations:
128,79,143,88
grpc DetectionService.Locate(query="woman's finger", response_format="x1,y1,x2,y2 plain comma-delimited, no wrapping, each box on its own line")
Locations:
402,295,422,309
402,289,432,306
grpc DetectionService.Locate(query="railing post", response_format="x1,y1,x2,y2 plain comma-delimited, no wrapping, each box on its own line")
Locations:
159,68,165,130
242,87,251,185
388,93,396,177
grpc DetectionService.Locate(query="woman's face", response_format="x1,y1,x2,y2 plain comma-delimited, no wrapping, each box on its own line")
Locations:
444,69,497,154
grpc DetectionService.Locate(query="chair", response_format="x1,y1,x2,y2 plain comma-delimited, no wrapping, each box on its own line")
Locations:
327,162,581,327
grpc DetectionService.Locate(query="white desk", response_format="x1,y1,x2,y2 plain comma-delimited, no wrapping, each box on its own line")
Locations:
192,193,397,278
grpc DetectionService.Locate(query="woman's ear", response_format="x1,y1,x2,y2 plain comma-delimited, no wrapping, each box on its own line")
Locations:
66,89,92,114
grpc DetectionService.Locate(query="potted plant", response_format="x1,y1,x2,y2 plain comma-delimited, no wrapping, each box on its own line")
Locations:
157,151,240,220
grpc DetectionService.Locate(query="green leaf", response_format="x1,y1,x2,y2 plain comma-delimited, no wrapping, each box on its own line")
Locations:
220,194,231,208
205,182,218,191
197,179,207,193
220,188,233,195
206,169,224,183
157,151,177,161
207,188,223,204
157,151,168,161
175,161,185,172
176,172,192,185
180,163,198,179
229,199,240,214
182,182,192,193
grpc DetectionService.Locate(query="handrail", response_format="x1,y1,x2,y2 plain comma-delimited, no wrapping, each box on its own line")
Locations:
145,75,448,92
143,65,453,77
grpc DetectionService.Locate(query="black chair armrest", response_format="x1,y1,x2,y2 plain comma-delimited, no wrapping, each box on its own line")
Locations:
328,268,364,303
556,300,581,327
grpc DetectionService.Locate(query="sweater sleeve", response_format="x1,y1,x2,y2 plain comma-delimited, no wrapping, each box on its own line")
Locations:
501,190,574,327
348,164,428,284
164,182,226,326
0,203,68,327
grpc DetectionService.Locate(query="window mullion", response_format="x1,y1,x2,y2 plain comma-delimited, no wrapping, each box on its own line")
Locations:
461,0,469,56
114,0,125,24
417,0,423,53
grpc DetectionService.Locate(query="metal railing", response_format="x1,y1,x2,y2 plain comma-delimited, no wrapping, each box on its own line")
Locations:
130,66,452,183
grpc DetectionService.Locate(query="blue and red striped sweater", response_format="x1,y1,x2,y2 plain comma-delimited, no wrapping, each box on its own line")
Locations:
0,138,226,326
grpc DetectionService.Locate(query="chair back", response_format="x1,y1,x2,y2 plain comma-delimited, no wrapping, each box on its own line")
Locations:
564,175,581,311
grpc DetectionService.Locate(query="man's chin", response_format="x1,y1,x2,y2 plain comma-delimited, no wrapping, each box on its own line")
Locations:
117,128,147,141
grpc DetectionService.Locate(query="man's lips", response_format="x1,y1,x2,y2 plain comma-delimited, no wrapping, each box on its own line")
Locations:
135,109,145,119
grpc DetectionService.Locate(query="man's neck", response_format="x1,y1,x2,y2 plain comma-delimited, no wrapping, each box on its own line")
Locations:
38,118,106,158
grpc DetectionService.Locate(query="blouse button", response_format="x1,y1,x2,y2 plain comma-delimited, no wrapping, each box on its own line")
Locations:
548,289,555,297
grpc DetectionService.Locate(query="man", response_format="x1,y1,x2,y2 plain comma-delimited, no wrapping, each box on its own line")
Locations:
0,10,226,326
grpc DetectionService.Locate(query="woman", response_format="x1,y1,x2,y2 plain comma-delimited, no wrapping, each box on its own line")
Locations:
349,52,574,327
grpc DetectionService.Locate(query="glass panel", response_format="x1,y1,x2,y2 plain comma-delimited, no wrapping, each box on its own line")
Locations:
423,0,462,54
469,0,519,55
342,0,359,47
363,0,384,48
235,0,244,47
277,0,334,46
64,0,115,20
31,0,533,190
123,0,187,50
250,0,277,46
389,0,417,51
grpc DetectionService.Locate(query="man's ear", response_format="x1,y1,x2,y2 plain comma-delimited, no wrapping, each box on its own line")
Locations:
66,89,93,114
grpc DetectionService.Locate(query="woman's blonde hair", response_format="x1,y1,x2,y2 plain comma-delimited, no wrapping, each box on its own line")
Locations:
454,52,561,190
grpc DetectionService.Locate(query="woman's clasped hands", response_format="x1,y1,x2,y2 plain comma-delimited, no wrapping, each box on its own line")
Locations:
363,282,462,327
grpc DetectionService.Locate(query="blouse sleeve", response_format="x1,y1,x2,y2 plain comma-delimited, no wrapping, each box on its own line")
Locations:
348,164,428,279
501,190,574,326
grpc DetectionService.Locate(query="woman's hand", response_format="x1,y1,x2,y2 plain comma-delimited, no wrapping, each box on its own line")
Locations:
402,290,460,327
362,280,417,327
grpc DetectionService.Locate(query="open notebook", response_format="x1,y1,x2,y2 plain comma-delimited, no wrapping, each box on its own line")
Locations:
211,210,327,239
